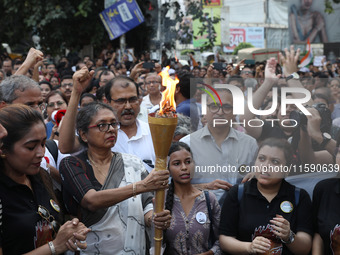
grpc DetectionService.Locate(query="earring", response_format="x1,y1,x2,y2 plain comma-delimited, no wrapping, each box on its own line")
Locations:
0,154,6,159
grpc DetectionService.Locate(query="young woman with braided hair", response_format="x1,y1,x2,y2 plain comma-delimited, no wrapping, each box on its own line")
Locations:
164,142,221,255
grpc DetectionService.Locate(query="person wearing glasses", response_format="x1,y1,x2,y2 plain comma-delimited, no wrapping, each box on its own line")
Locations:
141,72,162,110
0,104,90,255
180,87,258,203
58,69,156,172
59,102,171,254
44,91,68,139
60,75,73,103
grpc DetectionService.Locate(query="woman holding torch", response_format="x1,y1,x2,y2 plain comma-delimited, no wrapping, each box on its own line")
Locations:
59,102,171,254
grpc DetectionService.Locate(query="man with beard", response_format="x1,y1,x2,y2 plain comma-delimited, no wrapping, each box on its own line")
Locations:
58,71,155,172
60,75,73,103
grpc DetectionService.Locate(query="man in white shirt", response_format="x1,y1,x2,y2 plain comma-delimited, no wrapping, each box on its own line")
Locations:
141,73,162,110
58,71,155,172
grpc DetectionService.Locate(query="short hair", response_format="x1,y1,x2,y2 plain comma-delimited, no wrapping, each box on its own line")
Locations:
104,76,139,102
61,75,73,82
227,75,244,87
76,102,115,147
45,90,69,105
0,104,45,152
0,75,40,104
145,72,162,83
39,81,53,91
312,93,330,105
258,138,294,166
98,70,115,82
80,93,97,106
176,71,196,99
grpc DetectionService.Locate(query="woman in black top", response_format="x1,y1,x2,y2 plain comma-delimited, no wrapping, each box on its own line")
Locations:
312,135,340,254
219,138,313,254
0,105,89,255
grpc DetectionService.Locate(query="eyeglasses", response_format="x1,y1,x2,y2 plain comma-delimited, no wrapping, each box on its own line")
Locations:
47,101,66,108
241,71,252,74
61,83,73,88
113,96,139,105
37,205,60,235
145,81,161,85
88,122,120,132
208,103,233,114
29,103,46,111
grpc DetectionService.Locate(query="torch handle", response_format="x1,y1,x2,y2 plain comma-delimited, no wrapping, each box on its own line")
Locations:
154,156,168,255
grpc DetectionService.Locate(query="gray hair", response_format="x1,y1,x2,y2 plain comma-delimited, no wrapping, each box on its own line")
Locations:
244,78,258,89
174,113,191,137
76,101,116,147
0,75,40,104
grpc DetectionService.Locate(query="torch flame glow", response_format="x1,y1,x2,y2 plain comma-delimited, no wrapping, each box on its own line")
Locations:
158,66,179,116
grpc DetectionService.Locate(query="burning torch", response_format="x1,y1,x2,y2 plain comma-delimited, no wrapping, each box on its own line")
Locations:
148,66,178,255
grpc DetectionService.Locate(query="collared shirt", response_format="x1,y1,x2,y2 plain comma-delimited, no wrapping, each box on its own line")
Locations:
313,178,340,255
112,119,155,172
219,179,313,255
141,94,158,110
180,125,258,200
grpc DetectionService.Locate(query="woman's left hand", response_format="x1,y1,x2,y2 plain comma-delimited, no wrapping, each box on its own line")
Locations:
270,214,291,242
153,210,172,230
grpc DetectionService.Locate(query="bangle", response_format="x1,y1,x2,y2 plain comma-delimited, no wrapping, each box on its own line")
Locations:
133,183,136,198
48,241,57,255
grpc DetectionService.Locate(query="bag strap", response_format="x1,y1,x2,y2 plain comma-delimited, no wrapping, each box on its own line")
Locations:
238,183,244,203
204,191,214,249
294,187,300,206
45,139,58,164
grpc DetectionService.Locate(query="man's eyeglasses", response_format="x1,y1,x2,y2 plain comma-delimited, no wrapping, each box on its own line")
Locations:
145,81,161,85
61,83,73,88
241,71,252,74
29,103,46,111
113,96,139,105
47,101,66,108
37,205,60,235
208,103,233,114
88,122,120,132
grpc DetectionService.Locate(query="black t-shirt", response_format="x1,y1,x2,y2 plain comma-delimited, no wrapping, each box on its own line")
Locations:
313,178,340,254
0,170,60,255
219,179,313,255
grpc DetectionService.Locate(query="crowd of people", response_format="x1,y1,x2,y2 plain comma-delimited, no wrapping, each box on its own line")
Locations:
0,44,340,255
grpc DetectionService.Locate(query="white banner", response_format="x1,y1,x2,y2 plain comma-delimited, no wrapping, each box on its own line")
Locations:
223,27,265,53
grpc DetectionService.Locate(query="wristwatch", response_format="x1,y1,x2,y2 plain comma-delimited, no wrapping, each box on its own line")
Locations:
281,230,295,244
319,132,331,149
286,72,299,81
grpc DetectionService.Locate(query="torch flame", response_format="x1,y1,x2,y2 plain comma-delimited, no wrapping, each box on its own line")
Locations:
158,66,179,116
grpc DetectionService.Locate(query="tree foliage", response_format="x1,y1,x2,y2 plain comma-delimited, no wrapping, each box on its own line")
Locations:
325,0,340,14
0,0,107,55
232,42,254,55
0,0,154,56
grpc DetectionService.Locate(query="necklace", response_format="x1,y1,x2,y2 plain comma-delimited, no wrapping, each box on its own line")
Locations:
88,152,114,178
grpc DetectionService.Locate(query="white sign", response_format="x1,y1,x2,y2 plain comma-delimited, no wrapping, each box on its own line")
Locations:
313,56,326,67
223,27,264,53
